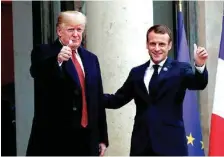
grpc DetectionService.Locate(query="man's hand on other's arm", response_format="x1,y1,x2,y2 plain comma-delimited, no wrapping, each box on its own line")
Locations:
99,143,107,156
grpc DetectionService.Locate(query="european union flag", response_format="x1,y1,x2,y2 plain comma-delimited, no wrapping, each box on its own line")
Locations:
176,9,205,156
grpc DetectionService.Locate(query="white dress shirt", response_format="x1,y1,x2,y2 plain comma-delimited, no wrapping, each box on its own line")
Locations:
144,57,205,94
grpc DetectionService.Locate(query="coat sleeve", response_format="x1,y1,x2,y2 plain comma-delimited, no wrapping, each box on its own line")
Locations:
182,62,208,90
30,45,64,81
95,57,109,147
103,69,135,109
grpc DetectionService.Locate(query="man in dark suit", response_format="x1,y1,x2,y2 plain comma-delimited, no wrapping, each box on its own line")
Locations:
104,25,208,156
27,11,108,156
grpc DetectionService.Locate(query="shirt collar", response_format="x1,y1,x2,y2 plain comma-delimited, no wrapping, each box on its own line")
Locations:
58,39,64,46
149,56,168,69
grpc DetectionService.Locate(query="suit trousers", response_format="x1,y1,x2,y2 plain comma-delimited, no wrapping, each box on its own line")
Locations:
134,137,161,156
141,145,160,156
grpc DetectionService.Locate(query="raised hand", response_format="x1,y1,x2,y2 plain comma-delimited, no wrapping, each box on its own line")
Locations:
194,43,208,67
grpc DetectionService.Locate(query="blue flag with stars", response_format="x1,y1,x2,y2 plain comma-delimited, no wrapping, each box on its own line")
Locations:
176,10,205,155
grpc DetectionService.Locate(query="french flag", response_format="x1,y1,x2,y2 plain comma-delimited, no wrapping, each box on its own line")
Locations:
208,14,224,156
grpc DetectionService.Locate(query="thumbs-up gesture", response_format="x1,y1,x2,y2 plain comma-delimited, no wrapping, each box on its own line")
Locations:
57,40,73,63
194,43,208,67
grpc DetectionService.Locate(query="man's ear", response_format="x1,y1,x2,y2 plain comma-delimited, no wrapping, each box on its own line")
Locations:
57,26,62,37
168,41,172,51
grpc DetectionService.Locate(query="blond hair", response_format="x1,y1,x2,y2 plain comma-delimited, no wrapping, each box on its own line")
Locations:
56,11,86,28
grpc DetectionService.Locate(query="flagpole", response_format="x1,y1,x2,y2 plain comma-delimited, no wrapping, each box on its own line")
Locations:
178,0,182,12
223,1,224,16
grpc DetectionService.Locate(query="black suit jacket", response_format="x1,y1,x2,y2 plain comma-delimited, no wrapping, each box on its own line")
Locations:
105,58,208,156
27,39,108,156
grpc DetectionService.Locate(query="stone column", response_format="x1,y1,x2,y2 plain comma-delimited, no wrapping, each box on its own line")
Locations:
85,1,153,155
197,1,223,154
12,1,34,155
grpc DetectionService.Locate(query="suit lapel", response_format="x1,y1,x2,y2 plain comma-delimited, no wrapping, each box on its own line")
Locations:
156,58,173,99
63,46,93,92
64,58,81,88
136,61,150,103
158,58,173,82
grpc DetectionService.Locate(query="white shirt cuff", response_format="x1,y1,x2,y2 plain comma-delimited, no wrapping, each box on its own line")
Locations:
194,63,205,73
58,61,63,67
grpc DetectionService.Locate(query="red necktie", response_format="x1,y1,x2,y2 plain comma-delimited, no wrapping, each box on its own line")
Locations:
71,51,88,127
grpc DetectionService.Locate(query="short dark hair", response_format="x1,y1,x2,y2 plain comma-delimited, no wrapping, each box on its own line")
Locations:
146,25,172,43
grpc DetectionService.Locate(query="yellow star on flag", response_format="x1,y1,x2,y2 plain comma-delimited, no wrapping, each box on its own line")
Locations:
186,133,195,146
200,141,204,149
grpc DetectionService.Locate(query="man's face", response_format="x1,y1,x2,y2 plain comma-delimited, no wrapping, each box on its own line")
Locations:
146,31,172,64
57,24,84,50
